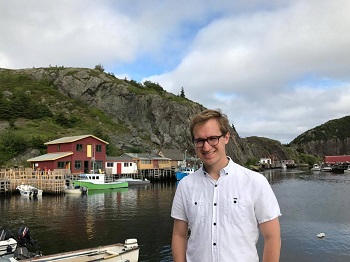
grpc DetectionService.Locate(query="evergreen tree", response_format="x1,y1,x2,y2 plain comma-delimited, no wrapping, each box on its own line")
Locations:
180,87,185,98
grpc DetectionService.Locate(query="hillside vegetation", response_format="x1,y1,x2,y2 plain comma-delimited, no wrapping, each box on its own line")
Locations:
290,116,350,156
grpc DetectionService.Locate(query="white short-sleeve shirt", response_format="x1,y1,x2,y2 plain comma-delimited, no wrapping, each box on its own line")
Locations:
171,158,281,262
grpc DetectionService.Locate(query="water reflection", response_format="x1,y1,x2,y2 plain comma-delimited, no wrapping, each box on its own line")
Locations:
2,173,350,261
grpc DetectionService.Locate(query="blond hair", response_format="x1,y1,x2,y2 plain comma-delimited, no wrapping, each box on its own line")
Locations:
190,109,230,139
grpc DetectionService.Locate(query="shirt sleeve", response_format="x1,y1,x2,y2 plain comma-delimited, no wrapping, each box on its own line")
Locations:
255,176,281,224
171,181,188,222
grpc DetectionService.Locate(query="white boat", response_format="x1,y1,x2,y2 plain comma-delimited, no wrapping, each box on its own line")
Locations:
20,238,139,262
64,185,88,194
311,164,321,171
344,166,350,174
0,238,17,256
64,180,88,194
321,166,332,172
115,177,150,186
16,184,43,197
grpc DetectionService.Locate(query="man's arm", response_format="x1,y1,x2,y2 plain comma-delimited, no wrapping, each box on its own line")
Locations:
172,219,188,262
260,217,281,262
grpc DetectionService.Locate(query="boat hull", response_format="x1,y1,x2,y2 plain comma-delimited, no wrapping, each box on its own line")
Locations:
74,181,128,190
175,172,188,181
20,240,139,262
116,178,150,186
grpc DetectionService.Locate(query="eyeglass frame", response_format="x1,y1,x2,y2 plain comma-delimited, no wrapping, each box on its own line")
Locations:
192,133,226,148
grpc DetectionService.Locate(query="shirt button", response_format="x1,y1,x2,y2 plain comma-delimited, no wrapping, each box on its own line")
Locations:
213,243,216,246
213,223,216,226
214,203,217,206
215,184,217,187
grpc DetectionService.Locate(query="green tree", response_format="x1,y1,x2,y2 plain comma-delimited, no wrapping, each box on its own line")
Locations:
94,64,105,72
180,87,185,98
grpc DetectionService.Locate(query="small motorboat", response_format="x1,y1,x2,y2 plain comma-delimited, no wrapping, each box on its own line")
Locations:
64,181,88,195
311,164,321,171
16,184,43,197
20,239,139,262
0,226,41,261
344,166,350,174
175,166,195,181
115,177,150,186
321,166,332,172
1,226,139,262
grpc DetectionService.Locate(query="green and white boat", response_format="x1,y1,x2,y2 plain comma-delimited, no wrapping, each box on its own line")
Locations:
75,173,128,190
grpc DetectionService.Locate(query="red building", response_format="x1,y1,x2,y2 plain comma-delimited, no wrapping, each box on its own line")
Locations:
27,135,108,174
324,155,350,164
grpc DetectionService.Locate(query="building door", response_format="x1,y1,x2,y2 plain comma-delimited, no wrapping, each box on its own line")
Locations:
117,163,122,174
153,160,159,168
84,161,89,173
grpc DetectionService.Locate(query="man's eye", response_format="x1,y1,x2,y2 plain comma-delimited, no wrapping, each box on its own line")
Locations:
208,137,216,142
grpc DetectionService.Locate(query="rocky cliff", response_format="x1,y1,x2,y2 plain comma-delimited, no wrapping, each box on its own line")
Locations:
1,67,301,166
290,116,350,157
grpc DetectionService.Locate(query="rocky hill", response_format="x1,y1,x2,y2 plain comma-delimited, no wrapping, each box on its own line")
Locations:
0,67,305,166
290,116,350,156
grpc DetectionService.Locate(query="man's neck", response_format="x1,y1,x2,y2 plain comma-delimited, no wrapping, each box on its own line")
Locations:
204,157,229,180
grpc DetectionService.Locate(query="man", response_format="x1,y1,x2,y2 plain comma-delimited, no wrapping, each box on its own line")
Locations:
171,109,281,262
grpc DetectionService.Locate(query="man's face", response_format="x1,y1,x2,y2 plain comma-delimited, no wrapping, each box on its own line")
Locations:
193,118,229,168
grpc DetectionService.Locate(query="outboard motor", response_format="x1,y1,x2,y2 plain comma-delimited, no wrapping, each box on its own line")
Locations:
15,226,41,259
17,226,39,249
32,189,39,197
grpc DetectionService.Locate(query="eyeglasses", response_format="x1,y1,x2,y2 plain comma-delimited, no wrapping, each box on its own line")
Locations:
193,134,225,148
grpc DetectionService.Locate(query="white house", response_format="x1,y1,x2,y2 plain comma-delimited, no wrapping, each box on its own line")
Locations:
105,156,138,175
259,158,272,165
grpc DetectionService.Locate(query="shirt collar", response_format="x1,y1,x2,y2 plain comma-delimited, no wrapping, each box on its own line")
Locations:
202,156,233,177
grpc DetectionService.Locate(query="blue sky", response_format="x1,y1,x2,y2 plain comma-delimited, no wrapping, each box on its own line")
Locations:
1,0,350,144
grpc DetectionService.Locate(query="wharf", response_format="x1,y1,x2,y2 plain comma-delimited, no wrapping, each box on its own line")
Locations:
0,167,68,195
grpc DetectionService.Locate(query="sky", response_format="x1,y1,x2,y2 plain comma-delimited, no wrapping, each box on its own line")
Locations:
1,0,350,144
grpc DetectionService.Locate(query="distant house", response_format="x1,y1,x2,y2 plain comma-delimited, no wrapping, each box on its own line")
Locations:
121,153,171,173
105,156,138,175
27,135,108,174
324,155,350,164
158,149,184,169
259,158,272,165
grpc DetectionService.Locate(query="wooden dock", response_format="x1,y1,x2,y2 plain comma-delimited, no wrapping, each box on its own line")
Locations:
0,167,68,195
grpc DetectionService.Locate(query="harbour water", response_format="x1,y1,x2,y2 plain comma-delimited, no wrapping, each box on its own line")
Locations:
1,168,350,261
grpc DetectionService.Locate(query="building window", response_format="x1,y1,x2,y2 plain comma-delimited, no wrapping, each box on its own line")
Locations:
107,162,113,167
94,161,103,170
141,160,151,164
57,145,60,151
76,144,83,151
96,145,102,152
57,162,65,168
124,162,129,167
75,161,82,170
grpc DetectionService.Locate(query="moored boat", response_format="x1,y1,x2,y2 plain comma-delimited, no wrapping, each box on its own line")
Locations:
16,184,43,197
64,185,88,194
321,166,332,172
344,166,350,174
175,167,194,181
74,173,128,190
115,177,150,186
20,238,139,262
311,164,321,171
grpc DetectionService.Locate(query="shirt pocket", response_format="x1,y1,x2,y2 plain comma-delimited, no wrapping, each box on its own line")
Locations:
187,198,207,224
224,197,248,224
